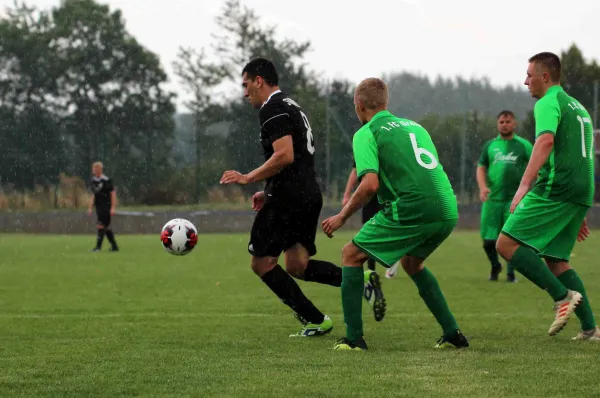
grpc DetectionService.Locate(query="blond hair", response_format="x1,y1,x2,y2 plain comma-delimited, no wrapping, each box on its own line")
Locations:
356,78,389,110
92,161,103,169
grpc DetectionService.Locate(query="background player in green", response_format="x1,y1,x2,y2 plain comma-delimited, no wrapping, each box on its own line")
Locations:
496,52,599,340
322,77,469,350
477,110,533,282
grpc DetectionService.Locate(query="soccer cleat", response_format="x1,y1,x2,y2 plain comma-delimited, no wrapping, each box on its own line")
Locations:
489,265,502,281
385,261,400,279
90,247,101,252
109,247,119,252
435,329,470,349
363,270,386,322
549,290,583,336
572,327,600,341
333,336,368,350
506,273,517,283
290,314,333,337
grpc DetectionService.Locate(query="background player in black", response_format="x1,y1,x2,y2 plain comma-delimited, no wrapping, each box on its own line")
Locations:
87,161,119,252
220,58,385,336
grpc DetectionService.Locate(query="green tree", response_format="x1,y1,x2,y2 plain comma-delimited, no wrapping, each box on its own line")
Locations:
173,47,228,202
49,0,175,202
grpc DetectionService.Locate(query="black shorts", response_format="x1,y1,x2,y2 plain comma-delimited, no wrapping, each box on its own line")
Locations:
362,196,381,223
248,197,323,258
96,210,111,227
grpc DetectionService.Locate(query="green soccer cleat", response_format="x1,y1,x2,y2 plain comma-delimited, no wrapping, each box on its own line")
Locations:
290,314,333,337
363,270,386,322
435,329,470,349
333,336,368,351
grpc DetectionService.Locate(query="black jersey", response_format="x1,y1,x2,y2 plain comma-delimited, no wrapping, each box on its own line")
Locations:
259,91,321,203
90,175,114,211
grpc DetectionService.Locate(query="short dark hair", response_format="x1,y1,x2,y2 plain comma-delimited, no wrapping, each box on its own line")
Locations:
528,52,561,82
497,110,515,119
242,58,279,86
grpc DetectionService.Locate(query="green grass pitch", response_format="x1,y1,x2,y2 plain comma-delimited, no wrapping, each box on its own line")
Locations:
1,231,600,397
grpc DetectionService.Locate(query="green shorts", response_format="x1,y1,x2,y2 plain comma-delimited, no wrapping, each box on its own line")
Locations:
352,212,457,267
501,192,588,262
480,200,511,240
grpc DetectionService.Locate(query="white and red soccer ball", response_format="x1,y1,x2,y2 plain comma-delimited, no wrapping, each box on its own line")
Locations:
160,218,198,256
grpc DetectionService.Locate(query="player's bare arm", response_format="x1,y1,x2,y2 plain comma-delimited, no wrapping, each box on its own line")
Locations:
342,168,358,206
510,133,554,213
476,166,489,202
110,190,117,216
578,218,590,242
322,173,378,238
87,194,94,216
220,135,294,185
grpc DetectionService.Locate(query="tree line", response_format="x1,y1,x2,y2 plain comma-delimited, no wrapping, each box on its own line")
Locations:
1,0,598,206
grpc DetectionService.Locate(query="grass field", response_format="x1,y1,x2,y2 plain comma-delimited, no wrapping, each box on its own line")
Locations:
1,231,600,397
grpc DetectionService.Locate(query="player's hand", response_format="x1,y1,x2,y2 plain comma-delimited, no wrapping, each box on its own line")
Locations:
342,193,351,207
220,170,249,185
577,218,590,242
252,191,265,211
479,187,490,202
322,214,345,238
110,208,116,216
509,184,529,213
87,208,92,216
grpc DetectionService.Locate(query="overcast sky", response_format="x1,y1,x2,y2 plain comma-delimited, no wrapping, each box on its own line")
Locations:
3,0,600,110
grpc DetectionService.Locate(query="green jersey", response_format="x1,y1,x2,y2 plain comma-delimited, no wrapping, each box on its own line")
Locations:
531,85,595,207
478,135,533,201
353,110,457,224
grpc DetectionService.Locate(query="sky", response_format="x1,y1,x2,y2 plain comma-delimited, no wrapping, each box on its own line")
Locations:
2,0,600,111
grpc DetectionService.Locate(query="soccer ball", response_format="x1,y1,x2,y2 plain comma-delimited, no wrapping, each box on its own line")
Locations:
160,218,198,256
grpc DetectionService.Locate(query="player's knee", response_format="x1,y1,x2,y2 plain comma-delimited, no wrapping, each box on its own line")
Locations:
341,242,363,267
251,256,277,277
285,259,307,279
97,225,104,230
400,256,424,276
545,259,571,276
495,234,515,260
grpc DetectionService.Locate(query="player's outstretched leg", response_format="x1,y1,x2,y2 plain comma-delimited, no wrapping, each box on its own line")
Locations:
401,256,469,349
285,244,385,321
546,260,599,340
252,256,332,337
91,225,105,252
105,228,119,252
483,240,503,281
497,235,582,336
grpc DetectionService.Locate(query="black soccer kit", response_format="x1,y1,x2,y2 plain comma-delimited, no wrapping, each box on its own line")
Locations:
90,175,114,227
249,91,323,258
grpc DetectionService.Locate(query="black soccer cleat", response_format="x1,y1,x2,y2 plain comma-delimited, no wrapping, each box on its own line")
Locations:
489,265,502,281
109,247,119,252
507,273,517,283
333,336,368,351
435,329,470,349
364,270,386,322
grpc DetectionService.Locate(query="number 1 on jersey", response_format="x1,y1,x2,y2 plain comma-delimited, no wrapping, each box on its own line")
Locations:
577,115,592,158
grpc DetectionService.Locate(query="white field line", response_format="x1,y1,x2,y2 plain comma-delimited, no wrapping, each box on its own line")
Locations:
0,312,547,320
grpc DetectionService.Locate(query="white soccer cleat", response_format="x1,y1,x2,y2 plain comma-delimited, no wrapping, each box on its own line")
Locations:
385,261,400,279
549,290,583,336
572,327,600,341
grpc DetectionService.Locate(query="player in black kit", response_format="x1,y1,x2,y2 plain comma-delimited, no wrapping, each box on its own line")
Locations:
220,58,386,337
88,161,119,252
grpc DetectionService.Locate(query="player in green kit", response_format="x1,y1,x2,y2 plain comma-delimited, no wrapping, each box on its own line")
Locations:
497,52,599,339
322,78,469,350
477,110,533,282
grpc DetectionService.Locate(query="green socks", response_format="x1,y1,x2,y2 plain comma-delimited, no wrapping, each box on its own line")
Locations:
508,246,568,301
341,266,364,342
558,269,596,331
410,267,459,337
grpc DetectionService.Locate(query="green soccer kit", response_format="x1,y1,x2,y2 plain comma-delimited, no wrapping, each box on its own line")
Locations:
502,86,595,261
478,135,533,240
352,110,458,266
